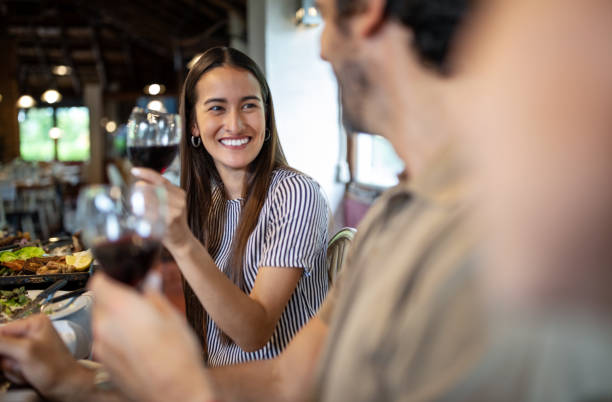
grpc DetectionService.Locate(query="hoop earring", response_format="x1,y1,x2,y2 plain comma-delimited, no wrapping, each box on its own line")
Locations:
191,136,201,148
264,128,271,142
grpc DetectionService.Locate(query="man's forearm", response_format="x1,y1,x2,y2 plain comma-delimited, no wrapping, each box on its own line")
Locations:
48,365,128,402
209,358,285,402
207,317,329,402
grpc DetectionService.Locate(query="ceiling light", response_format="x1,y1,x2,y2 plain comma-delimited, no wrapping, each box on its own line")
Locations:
52,65,72,76
105,121,118,133
17,95,36,108
144,83,165,96
295,0,321,26
49,127,62,139
187,53,203,70
296,8,305,20
41,89,62,104
146,100,166,112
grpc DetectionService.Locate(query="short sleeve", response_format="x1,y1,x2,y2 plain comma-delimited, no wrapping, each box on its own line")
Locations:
260,174,329,273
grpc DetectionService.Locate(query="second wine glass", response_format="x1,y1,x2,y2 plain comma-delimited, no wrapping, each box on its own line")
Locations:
76,184,167,287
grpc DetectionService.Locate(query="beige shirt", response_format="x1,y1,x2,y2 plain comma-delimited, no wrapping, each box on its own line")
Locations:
315,145,484,401
314,144,612,401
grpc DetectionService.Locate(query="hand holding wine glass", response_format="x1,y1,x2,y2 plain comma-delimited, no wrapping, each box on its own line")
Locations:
76,184,167,287
130,167,192,252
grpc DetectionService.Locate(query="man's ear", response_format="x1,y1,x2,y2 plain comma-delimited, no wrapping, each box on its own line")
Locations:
352,0,386,38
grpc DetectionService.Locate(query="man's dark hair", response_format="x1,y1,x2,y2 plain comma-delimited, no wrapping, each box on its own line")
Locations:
336,0,470,73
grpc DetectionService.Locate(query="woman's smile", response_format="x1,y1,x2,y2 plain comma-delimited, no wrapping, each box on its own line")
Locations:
219,136,252,148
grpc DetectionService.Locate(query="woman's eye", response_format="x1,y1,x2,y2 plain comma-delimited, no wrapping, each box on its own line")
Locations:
242,103,258,110
208,105,224,112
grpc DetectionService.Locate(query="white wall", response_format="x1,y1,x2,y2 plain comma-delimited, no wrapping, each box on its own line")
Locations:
248,0,345,222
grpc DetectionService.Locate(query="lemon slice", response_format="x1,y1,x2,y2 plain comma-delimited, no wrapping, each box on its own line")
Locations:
65,250,93,271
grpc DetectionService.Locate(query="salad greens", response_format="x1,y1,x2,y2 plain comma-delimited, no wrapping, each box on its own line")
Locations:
0,287,32,320
0,247,45,263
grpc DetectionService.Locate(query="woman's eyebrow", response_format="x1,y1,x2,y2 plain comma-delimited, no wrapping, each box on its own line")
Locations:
204,97,227,104
242,95,262,102
204,96,261,104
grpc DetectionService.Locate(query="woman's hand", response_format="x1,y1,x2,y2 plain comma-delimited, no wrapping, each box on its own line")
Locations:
131,167,193,250
89,273,215,402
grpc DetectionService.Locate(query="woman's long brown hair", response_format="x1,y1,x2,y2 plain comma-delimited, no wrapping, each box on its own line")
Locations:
179,47,289,356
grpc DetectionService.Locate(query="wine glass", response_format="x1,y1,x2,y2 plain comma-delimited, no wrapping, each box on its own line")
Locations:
76,184,167,287
126,107,181,173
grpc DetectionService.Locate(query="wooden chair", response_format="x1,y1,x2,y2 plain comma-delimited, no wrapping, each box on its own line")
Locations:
327,227,356,285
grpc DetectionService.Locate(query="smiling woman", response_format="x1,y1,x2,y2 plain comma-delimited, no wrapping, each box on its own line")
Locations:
133,47,330,366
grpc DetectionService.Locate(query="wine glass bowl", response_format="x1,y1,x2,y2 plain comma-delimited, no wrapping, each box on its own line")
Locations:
126,107,181,173
76,184,167,286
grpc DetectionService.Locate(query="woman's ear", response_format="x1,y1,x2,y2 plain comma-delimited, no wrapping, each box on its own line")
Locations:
191,125,200,137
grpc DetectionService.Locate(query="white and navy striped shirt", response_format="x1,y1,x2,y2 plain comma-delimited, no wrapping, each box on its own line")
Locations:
206,169,329,366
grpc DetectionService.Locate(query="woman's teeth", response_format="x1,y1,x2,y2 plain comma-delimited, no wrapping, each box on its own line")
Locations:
220,138,250,146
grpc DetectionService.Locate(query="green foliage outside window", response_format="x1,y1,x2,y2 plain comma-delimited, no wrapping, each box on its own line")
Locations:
19,108,54,161
56,107,90,161
19,107,90,162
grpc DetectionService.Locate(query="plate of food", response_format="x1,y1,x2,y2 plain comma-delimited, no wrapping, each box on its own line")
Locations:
0,287,92,323
0,248,94,286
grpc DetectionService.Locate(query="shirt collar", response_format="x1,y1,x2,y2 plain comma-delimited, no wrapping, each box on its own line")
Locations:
391,141,472,207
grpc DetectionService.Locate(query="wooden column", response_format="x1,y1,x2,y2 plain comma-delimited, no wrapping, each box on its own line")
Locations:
0,38,20,163
84,83,105,183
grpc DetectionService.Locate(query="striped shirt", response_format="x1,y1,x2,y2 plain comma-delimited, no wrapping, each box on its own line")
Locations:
206,169,329,367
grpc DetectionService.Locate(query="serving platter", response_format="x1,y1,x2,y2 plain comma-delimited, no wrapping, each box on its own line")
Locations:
0,268,93,289
29,289,93,321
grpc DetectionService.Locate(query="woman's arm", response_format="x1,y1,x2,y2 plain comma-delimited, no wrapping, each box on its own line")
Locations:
171,234,303,352
132,168,307,351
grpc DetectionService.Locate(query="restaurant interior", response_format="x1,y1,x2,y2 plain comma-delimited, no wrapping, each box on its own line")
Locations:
2,0,611,400
0,0,399,299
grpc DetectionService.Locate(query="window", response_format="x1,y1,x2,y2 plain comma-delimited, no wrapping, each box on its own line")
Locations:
19,107,90,162
56,107,90,161
352,133,404,188
19,108,54,161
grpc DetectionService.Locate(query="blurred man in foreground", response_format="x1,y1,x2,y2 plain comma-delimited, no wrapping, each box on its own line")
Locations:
439,0,612,399
0,0,481,400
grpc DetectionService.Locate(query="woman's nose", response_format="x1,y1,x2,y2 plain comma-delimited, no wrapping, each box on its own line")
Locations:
224,108,244,133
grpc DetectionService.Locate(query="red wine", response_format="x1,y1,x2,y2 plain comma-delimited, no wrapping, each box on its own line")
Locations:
127,144,179,173
92,235,161,286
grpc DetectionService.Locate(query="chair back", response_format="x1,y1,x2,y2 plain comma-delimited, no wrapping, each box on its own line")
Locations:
327,227,356,285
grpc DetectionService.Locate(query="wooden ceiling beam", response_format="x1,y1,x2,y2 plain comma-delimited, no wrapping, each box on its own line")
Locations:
177,19,227,48
121,32,135,83
59,18,81,94
204,0,244,15
34,32,56,90
89,22,107,90
74,0,172,58
176,0,221,21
